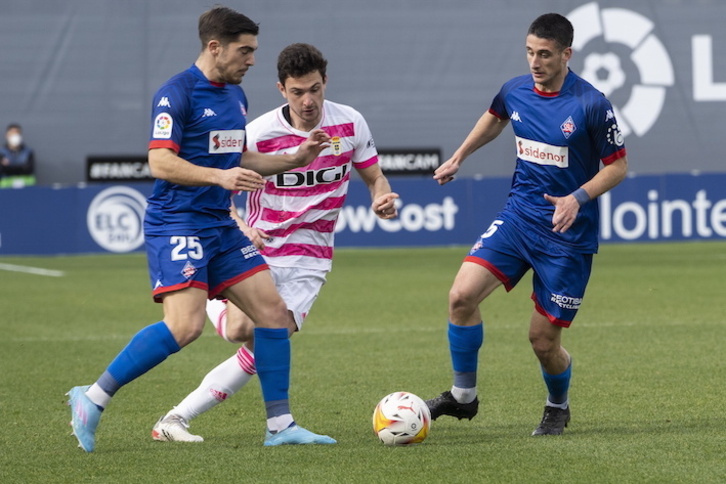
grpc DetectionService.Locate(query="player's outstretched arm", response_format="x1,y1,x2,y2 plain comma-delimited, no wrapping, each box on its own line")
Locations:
434,111,508,185
242,129,331,176
149,148,264,192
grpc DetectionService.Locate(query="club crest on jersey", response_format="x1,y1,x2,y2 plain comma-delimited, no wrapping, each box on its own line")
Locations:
331,136,342,156
560,116,577,139
153,113,173,139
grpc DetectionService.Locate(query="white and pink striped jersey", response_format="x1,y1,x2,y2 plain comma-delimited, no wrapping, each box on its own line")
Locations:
245,100,378,272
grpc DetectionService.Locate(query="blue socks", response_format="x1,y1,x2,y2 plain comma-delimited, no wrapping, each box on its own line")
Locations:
542,361,572,405
254,327,291,419
98,321,180,396
448,321,484,389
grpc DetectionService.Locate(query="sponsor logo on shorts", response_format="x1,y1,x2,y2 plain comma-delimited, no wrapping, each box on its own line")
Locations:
240,244,260,259
550,293,582,310
469,240,483,254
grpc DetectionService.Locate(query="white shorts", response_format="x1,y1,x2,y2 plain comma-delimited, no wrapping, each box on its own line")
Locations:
206,266,327,340
269,265,327,330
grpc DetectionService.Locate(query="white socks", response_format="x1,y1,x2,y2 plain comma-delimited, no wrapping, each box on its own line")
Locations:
170,347,256,421
86,383,112,409
267,414,294,433
451,386,477,404
206,298,231,342
546,398,569,410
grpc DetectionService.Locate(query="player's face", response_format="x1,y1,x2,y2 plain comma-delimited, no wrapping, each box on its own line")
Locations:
214,34,258,85
526,34,572,92
278,71,327,131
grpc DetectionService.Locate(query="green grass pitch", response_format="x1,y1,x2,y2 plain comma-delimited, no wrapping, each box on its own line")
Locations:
0,242,724,483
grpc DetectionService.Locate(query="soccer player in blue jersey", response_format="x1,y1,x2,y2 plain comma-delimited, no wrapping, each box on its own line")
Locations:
425,13,628,436
67,6,335,452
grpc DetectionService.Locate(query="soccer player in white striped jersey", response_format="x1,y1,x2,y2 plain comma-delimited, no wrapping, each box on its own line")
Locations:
152,43,399,442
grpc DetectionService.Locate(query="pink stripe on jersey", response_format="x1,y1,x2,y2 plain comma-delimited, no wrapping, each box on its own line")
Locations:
310,151,352,168
254,123,355,153
323,123,355,138
256,133,306,153
264,242,333,260
246,189,263,227
355,155,379,169
261,196,346,223
265,219,336,238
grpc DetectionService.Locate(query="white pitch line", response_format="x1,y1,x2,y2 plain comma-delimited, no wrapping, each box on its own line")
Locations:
0,262,65,277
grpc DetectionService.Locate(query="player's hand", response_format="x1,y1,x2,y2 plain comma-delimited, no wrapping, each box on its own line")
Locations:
544,193,580,233
372,192,400,219
433,158,460,185
218,167,265,192
293,129,331,167
243,227,272,250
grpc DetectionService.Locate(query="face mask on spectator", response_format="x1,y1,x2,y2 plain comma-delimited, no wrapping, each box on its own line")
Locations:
7,133,22,147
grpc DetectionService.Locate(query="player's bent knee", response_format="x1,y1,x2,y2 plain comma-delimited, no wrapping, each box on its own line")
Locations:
529,335,559,361
225,320,254,343
448,287,478,317
166,322,205,347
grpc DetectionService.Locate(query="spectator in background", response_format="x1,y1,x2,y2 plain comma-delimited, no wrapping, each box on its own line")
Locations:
0,124,36,187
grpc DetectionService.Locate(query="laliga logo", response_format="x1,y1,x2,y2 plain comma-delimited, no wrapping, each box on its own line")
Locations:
567,2,674,137
87,186,147,253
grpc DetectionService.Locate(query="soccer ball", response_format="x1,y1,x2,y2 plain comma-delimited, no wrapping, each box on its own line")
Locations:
372,391,431,446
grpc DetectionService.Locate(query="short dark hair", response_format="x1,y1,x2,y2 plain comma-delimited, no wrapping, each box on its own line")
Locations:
6,123,21,133
198,5,259,49
527,13,574,50
277,43,328,85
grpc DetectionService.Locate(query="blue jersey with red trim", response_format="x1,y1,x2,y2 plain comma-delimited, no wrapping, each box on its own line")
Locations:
145,64,249,234
489,69,626,253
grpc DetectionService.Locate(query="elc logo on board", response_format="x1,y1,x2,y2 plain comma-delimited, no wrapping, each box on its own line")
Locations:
86,186,147,253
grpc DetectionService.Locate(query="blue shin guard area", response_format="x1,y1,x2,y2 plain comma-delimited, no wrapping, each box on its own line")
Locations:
103,321,181,394
254,327,291,403
542,361,572,405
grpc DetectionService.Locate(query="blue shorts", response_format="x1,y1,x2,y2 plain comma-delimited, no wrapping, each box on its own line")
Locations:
145,225,268,302
465,215,593,327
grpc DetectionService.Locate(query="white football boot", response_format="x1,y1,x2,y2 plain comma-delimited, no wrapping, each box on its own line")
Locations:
151,414,203,442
